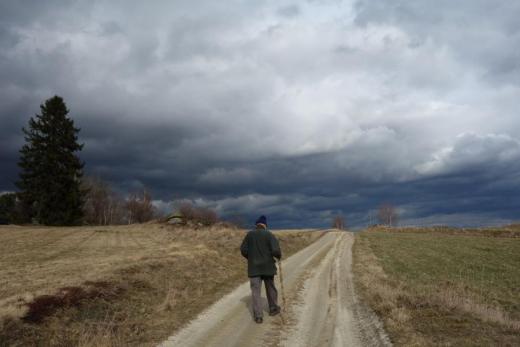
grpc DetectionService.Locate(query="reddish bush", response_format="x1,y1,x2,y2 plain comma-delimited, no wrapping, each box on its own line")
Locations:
177,202,219,226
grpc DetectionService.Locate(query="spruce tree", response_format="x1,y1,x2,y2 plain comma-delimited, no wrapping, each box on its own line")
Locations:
0,193,16,224
17,96,85,225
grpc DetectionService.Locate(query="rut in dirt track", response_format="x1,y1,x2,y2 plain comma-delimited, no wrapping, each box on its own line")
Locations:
159,231,391,347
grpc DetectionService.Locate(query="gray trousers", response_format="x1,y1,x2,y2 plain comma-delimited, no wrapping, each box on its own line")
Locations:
250,276,278,319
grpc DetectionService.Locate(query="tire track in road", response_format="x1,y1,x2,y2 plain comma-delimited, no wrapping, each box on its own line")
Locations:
281,233,391,347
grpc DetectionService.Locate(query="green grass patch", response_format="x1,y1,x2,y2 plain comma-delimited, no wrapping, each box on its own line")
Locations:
368,232,520,318
354,230,520,346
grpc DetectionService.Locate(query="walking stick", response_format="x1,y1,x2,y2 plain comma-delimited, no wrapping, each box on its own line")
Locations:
277,258,287,325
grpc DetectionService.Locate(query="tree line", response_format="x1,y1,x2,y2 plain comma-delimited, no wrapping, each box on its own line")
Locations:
0,95,399,227
0,178,159,225
81,177,157,225
0,95,220,226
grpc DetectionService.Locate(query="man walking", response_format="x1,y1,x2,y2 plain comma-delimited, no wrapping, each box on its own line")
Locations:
240,215,282,323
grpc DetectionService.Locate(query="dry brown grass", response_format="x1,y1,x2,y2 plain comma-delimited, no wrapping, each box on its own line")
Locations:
353,230,520,346
0,224,323,346
353,235,427,346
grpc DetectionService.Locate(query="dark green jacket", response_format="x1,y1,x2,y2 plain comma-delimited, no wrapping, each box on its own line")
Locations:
240,227,281,277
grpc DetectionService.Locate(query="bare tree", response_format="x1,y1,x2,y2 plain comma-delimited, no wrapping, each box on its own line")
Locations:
367,210,377,228
197,207,218,225
126,189,155,224
82,176,125,225
177,202,219,226
378,203,398,226
332,215,346,230
178,202,196,221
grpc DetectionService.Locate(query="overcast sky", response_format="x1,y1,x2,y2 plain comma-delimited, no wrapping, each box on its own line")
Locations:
1,0,519,228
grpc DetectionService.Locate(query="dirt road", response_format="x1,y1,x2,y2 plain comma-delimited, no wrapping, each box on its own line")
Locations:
159,231,391,347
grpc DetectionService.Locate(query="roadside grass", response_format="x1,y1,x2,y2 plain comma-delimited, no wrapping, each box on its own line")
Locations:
0,224,322,346
353,228,520,346
368,225,520,238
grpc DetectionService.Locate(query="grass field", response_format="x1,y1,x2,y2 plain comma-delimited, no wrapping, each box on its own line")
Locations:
0,224,323,346
353,227,520,346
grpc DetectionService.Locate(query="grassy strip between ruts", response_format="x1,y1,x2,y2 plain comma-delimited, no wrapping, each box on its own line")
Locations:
353,228,520,346
0,224,323,347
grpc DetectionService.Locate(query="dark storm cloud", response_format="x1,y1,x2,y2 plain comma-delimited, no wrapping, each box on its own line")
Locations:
1,0,519,227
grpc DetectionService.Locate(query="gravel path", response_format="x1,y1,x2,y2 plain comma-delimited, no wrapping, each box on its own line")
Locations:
159,231,391,347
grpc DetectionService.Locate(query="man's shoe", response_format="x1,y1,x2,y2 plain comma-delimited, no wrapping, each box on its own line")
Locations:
269,306,281,316
254,317,263,324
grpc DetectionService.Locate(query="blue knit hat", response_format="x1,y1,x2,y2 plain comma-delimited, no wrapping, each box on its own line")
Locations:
255,215,267,226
